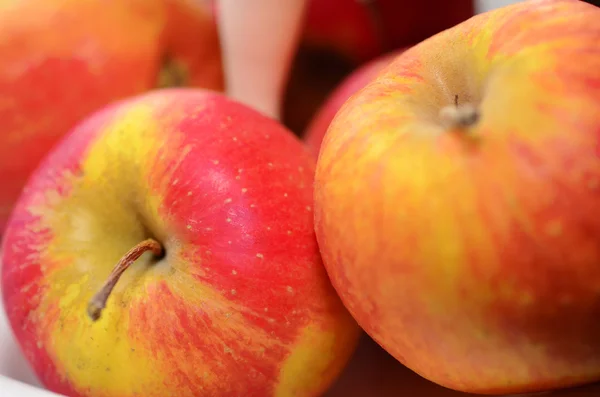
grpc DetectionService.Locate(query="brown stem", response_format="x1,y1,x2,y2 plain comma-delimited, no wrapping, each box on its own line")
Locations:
87,238,164,321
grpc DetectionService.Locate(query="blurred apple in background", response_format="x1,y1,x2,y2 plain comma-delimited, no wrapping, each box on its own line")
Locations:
1,88,360,397
303,49,404,156
282,0,475,135
0,0,223,233
302,0,475,64
315,0,600,394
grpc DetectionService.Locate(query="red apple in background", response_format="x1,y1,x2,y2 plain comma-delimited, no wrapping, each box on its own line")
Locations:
282,0,474,135
302,0,474,64
303,49,403,156
281,46,358,136
1,88,360,397
0,0,224,233
315,0,600,395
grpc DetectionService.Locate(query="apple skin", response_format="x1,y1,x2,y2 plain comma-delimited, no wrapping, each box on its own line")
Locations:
302,0,474,63
0,0,224,233
324,334,600,397
314,0,600,394
303,49,403,156
0,88,360,397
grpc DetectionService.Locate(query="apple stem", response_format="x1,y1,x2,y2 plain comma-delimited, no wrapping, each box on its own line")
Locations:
87,238,164,322
439,94,480,130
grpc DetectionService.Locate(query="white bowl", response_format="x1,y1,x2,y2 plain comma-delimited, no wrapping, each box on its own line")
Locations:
0,284,62,396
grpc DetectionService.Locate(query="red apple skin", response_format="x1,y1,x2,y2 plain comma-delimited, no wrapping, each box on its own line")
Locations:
1,89,360,397
303,49,403,156
302,0,474,63
314,0,600,394
0,0,224,233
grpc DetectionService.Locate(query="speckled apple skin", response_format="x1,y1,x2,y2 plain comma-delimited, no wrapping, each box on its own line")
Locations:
1,88,360,397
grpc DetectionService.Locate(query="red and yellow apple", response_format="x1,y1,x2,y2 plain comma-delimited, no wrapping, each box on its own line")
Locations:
0,0,223,232
303,49,403,156
1,88,360,397
314,0,600,394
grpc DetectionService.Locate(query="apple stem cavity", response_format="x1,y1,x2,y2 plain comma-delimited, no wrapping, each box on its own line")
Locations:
156,56,189,88
439,94,480,131
87,238,164,322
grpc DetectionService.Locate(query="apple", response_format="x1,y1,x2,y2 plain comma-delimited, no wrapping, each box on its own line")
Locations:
281,46,357,136
302,0,474,64
0,0,224,233
1,88,360,397
314,0,600,395
303,49,403,156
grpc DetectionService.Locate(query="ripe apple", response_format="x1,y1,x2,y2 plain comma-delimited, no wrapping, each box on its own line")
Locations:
0,0,224,233
1,88,360,397
302,0,474,63
303,49,403,156
314,0,600,394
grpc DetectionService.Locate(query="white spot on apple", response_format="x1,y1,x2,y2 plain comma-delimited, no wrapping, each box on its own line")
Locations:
205,227,212,231
283,193,288,197
306,206,312,212
235,175,241,180
227,240,232,245
212,160,219,165
267,162,273,168
256,253,264,259
172,178,179,185
224,198,232,204
186,225,192,230
187,191,192,196
232,137,238,142
266,226,271,231
286,286,294,294
231,289,236,295
226,218,231,222
264,307,268,312
287,230,292,235
231,270,237,275
241,188,247,193
237,168,243,173
250,204,256,208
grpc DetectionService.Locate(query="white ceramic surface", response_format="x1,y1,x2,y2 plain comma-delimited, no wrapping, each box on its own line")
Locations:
0,0,523,395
